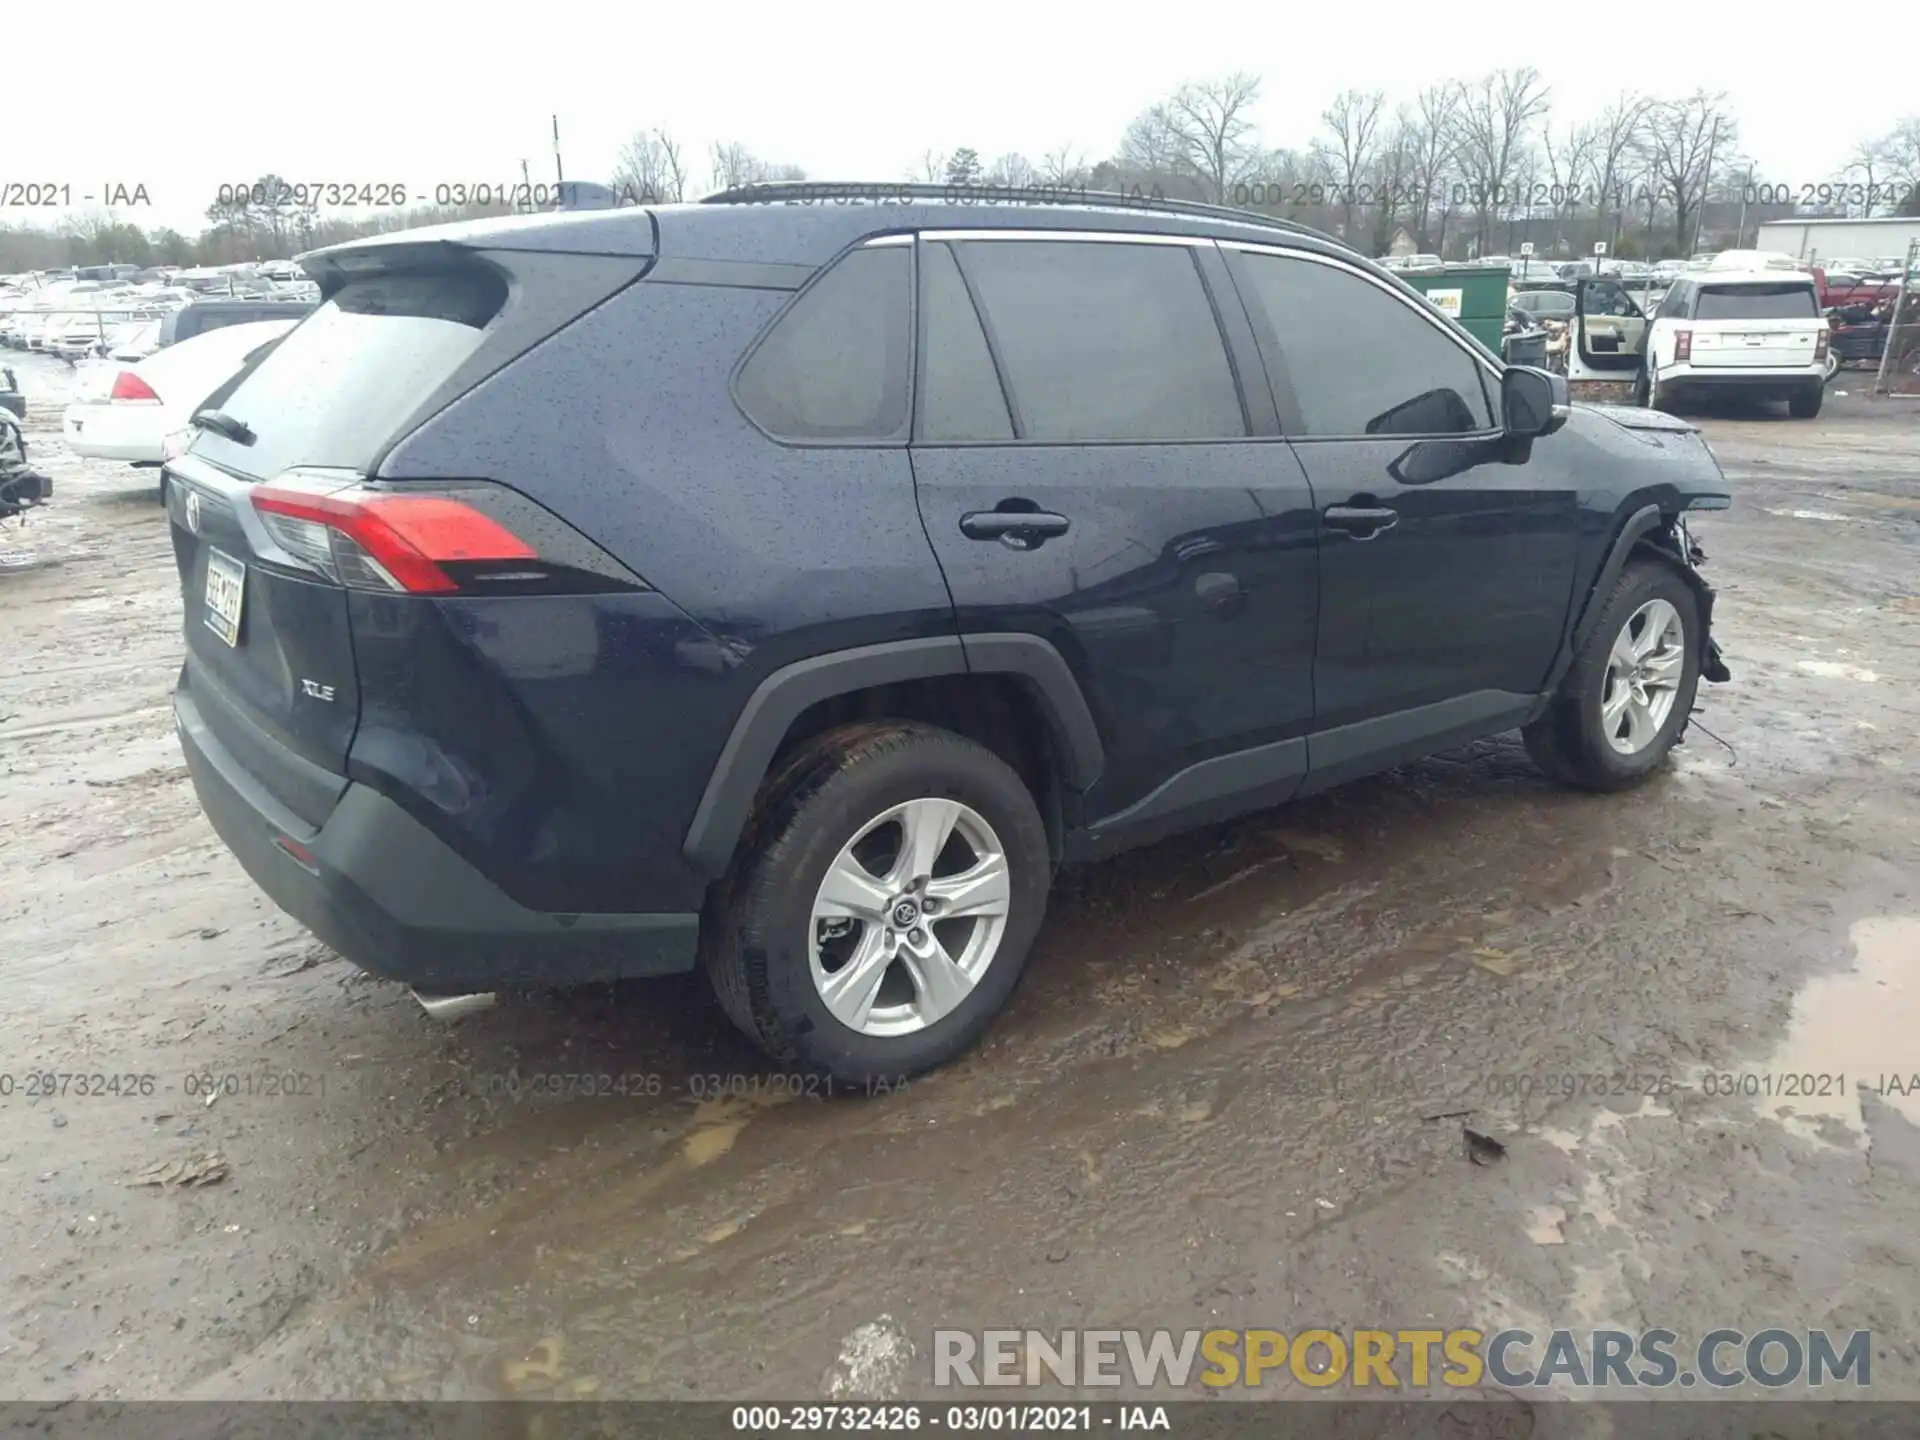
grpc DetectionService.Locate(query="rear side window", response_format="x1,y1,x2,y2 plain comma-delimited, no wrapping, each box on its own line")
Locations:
1234,251,1494,437
950,239,1246,442
735,245,911,442
1694,283,1818,321
190,268,506,479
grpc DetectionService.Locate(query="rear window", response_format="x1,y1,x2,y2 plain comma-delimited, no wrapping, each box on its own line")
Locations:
190,268,506,479
1694,283,1818,321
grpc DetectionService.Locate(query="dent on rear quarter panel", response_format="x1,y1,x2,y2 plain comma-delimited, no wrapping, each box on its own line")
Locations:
374,279,957,910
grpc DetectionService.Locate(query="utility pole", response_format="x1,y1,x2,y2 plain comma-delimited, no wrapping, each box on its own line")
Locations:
1691,115,1721,258
1735,162,1753,249
553,115,564,191
521,159,534,215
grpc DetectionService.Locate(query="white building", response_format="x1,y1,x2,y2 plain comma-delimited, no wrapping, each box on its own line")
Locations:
1755,216,1920,264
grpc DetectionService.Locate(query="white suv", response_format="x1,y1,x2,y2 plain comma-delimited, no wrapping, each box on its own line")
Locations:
1638,271,1829,418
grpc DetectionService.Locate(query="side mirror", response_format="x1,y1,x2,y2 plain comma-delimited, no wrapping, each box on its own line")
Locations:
1502,366,1569,439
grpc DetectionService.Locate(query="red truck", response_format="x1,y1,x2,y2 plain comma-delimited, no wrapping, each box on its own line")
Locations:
1812,266,1902,310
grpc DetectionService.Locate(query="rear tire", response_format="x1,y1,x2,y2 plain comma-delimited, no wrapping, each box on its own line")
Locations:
1788,382,1823,418
703,721,1051,1086
1523,558,1702,792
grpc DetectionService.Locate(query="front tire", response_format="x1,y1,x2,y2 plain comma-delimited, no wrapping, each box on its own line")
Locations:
703,722,1051,1085
1523,558,1702,792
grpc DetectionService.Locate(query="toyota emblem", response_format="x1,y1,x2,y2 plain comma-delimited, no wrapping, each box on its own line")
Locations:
183,489,202,535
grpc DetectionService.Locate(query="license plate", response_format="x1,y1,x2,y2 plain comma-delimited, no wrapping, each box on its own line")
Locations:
203,547,246,648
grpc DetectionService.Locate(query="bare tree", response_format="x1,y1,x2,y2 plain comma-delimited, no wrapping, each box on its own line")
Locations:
707,142,804,192
1542,121,1597,249
1639,92,1735,251
986,152,1038,187
1455,67,1551,251
1367,115,1421,255
1125,73,1265,202
1038,145,1090,187
911,149,948,183
1403,82,1462,251
1117,107,1181,178
1861,117,1920,216
1582,93,1651,253
1845,136,1893,216
613,129,689,202
1313,88,1387,238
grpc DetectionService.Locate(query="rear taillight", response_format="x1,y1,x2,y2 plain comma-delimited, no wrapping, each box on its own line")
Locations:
1814,328,1830,360
110,370,159,403
248,470,645,596
1673,330,1692,363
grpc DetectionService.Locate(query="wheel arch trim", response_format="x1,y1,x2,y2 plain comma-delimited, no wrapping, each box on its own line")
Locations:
683,634,1103,878
1539,503,1664,701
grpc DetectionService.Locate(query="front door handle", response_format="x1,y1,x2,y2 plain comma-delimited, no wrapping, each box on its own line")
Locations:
1323,505,1399,539
960,508,1071,548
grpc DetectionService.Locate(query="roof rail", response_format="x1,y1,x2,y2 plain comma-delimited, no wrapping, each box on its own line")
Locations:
699,182,1331,244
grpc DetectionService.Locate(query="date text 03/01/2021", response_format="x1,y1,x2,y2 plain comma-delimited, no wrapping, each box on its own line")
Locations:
730,1405,1168,1433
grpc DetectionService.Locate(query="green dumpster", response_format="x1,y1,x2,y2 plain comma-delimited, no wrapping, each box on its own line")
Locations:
1396,265,1510,356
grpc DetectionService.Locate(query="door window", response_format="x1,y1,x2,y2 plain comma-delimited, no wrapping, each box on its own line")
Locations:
948,239,1246,442
917,241,1013,442
1232,251,1495,437
735,244,912,442
1583,279,1642,318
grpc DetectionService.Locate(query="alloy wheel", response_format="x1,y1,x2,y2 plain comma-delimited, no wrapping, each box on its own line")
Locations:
808,798,1012,1037
1601,598,1686,755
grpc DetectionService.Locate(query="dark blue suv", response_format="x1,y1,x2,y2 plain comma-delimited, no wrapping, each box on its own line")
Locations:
164,186,1732,1083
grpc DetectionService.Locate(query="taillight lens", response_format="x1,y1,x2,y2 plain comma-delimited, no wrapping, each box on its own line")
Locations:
248,471,645,596
1814,328,1830,360
110,370,159,403
1673,329,1692,363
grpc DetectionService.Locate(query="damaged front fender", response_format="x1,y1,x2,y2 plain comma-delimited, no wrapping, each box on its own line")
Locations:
1636,514,1732,685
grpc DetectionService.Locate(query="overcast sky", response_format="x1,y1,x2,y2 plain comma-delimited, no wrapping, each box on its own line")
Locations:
9,0,1902,234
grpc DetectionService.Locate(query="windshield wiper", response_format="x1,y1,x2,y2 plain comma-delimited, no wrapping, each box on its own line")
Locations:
190,409,256,445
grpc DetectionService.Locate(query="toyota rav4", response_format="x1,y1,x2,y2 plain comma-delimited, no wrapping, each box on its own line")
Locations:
164,186,1733,1084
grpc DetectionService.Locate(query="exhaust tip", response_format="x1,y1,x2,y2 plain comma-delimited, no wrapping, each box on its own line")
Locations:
410,988,499,1022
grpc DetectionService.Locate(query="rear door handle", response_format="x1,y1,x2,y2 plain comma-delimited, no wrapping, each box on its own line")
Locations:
1323,505,1399,539
960,510,1071,545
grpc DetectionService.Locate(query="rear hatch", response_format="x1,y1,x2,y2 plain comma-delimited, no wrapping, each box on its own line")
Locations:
1689,282,1823,367
166,233,655,828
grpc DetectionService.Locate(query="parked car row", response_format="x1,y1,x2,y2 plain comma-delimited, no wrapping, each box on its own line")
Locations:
0,262,319,362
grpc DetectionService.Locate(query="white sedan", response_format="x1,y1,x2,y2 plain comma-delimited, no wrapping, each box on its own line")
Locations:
62,319,298,465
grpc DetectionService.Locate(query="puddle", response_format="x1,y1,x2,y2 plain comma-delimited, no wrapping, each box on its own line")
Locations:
1753,916,1920,1145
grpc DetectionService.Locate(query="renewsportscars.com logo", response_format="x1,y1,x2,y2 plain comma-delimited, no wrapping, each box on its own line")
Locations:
933,1327,1872,1390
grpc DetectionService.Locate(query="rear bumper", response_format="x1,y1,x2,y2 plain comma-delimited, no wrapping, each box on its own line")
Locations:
175,687,701,990
62,404,164,462
1662,366,1824,394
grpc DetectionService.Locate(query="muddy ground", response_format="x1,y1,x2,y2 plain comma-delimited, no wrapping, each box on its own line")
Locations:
1,354,1917,1406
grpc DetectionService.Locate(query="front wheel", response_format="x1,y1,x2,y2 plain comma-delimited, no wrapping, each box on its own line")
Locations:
703,722,1052,1085
1524,559,1702,792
